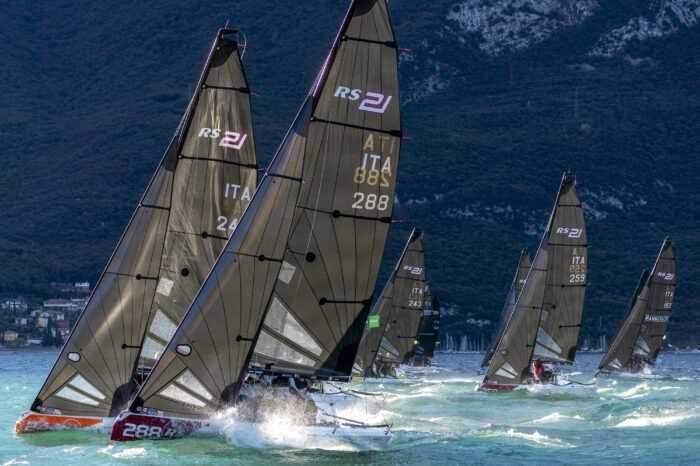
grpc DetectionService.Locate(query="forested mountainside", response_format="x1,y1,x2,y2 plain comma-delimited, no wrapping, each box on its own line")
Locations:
1,0,698,344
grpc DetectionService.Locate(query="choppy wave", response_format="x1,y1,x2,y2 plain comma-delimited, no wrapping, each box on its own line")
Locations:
5,352,700,464
615,409,695,428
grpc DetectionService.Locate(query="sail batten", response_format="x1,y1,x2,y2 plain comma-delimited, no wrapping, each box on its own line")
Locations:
599,239,676,372
354,229,427,376
28,29,257,420
483,173,586,386
250,0,401,380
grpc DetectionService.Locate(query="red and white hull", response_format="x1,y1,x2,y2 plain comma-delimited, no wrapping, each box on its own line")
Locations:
110,412,206,441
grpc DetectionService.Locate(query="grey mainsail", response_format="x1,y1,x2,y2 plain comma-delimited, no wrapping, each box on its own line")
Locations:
599,239,676,372
27,29,256,419
376,229,427,368
128,120,301,418
412,291,441,366
480,249,531,368
483,173,585,387
250,0,401,380
532,174,587,364
354,229,424,376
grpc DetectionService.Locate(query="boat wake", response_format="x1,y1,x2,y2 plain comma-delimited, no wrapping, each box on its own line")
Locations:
214,395,394,451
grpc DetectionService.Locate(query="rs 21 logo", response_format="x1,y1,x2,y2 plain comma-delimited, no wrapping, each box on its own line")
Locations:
657,272,674,280
556,227,583,239
334,87,393,114
198,128,248,150
403,265,424,276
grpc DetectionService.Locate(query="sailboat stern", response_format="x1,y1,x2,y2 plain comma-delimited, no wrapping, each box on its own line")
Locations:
110,411,205,441
15,411,104,434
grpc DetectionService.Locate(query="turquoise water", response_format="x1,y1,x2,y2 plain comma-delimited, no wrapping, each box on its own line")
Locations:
2,350,700,465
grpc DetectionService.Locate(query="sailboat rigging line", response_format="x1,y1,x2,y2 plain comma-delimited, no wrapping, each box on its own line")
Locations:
140,204,170,211
267,173,303,182
295,205,392,223
200,84,250,93
343,36,397,47
178,155,258,169
310,116,402,137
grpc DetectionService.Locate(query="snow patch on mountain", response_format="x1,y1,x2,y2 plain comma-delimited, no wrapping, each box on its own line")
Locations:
590,0,700,57
446,0,599,55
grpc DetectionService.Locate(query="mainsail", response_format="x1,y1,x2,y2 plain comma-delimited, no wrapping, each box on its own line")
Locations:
114,0,401,422
354,229,425,376
24,29,256,422
482,173,586,387
598,239,676,372
250,0,401,380
374,229,428,368
480,249,531,368
412,291,441,366
532,174,587,364
125,119,301,419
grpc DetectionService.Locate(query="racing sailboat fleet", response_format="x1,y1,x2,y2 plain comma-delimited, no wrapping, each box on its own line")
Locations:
14,0,681,443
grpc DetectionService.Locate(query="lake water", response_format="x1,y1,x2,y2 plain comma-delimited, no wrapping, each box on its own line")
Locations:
2,350,700,465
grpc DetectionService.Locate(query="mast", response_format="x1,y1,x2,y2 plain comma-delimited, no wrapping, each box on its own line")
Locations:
531,173,587,364
480,249,531,368
600,239,676,371
249,0,402,381
28,29,257,419
597,269,649,371
375,230,427,367
483,172,584,386
354,228,425,376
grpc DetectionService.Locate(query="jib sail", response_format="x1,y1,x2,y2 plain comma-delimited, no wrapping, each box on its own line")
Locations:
250,0,401,380
480,249,531,368
483,173,584,386
599,239,676,372
127,114,302,418
28,29,257,418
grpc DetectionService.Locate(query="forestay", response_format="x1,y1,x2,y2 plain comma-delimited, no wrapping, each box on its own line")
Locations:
375,229,428,367
480,249,531,368
250,0,402,380
483,173,585,386
354,229,425,376
28,29,256,419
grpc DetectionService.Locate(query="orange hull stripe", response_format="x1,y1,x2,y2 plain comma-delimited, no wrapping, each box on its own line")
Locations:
15,413,102,434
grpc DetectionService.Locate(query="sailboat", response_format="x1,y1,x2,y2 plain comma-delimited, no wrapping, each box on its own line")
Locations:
354,229,427,378
479,172,587,392
480,249,531,370
16,29,257,434
110,0,401,441
598,239,676,374
409,291,441,367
